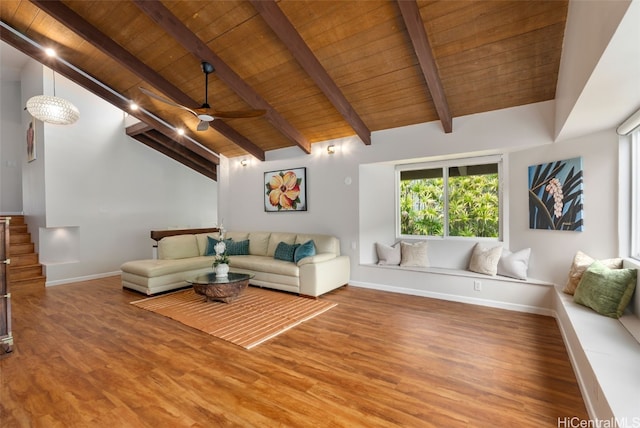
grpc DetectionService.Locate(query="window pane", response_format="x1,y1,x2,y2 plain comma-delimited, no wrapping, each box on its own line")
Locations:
447,164,499,237
400,168,444,236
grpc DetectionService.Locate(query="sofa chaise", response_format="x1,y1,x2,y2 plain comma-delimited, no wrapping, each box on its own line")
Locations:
120,230,350,297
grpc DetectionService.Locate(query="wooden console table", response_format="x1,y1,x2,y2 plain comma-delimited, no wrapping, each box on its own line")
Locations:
150,227,219,242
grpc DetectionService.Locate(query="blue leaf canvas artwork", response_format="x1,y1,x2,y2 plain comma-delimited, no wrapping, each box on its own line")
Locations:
528,157,583,231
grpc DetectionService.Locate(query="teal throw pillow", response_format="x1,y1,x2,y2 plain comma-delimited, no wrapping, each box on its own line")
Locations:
573,260,637,319
226,239,250,255
294,240,316,263
205,237,232,256
274,241,300,262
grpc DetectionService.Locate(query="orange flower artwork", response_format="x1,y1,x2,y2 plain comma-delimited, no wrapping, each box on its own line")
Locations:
264,168,306,211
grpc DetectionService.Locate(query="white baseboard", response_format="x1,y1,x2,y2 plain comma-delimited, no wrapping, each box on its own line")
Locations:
45,271,121,287
348,280,555,317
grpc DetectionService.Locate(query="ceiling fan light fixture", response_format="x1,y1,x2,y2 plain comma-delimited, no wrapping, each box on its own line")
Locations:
26,95,80,125
197,120,209,131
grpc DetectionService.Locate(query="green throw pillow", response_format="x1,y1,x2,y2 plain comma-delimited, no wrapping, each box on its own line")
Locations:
226,239,250,255
274,241,299,262
294,240,316,263
573,260,637,319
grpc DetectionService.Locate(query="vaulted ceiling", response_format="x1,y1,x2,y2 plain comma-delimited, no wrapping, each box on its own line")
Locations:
1,0,568,179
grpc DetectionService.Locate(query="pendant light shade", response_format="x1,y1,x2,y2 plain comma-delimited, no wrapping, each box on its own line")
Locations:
26,95,80,125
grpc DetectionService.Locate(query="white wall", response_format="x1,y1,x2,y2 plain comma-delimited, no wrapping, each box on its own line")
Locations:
554,0,637,141
220,136,362,257
20,60,46,243
509,129,620,285
0,80,23,213
11,61,218,285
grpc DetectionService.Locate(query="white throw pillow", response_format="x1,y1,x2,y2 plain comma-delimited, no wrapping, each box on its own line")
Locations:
497,248,531,280
468,243,503,276
563,250,623,295
375,242,401,265
400,241,429,267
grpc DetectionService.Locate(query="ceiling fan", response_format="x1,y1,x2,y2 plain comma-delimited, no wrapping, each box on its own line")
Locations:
140,61,266,131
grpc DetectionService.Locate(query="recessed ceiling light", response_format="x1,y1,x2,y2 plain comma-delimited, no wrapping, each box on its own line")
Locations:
44,48,56,57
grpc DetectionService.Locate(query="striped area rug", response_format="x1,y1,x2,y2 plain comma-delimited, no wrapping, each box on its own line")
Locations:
130,286,337,349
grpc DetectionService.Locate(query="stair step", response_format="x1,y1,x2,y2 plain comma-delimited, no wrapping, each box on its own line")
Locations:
4,215,25,225
3,216,45,287
9,224,28,234
9,242,34,255
9,233,31,244
9,253,39,267
9,264,43,280
9,276,46,287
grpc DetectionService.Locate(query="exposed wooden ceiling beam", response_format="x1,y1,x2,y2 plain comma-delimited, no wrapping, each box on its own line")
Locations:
29,0,265,161
250,0,371,146
396,0,453,133
132,0,312,154
0,22,219,179
126,123,217,180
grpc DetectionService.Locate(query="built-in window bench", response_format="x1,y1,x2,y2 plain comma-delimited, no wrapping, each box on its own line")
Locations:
357,263,556,316
555,284,640,423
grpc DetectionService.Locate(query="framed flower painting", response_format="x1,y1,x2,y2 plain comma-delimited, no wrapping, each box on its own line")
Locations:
264,167,307,212
528,157,583,231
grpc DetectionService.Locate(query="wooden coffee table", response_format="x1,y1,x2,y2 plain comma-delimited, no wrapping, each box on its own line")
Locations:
189,272,253,303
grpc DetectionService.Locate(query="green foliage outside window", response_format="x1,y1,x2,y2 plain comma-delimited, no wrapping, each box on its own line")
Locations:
400,170,499,238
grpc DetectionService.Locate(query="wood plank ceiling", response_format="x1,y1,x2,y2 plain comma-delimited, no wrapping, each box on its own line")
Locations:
1,0,567,180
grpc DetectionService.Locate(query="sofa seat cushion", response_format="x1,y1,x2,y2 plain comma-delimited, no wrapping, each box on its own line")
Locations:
229,255,299,277
121,256,214,278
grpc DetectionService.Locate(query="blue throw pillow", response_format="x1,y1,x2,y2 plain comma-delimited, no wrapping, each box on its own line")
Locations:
205,237,231,256
294,240,316,263
274,241,300,262
226,239,250,255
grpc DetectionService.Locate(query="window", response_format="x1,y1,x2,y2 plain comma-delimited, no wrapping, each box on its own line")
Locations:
631,131,639,260
397,156,502,239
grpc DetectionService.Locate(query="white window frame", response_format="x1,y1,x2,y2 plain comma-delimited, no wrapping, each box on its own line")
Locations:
631,131,640,260
395,155,504,240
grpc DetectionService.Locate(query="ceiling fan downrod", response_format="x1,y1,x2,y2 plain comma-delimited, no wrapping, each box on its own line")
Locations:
201,61,214,109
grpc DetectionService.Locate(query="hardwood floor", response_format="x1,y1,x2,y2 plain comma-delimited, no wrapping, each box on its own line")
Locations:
0,276,587,427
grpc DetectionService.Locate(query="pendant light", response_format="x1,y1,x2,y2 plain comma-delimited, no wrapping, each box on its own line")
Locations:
26,69,79,125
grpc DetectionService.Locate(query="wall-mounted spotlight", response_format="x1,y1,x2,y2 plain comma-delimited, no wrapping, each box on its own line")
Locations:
327,145,336,154
240,159,248,167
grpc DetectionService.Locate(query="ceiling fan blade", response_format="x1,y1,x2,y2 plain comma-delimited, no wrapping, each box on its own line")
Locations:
196,120,209,131
139,87,199,118
195,108,267,119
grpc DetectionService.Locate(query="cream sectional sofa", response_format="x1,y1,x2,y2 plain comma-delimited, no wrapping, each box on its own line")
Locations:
121,230,350,297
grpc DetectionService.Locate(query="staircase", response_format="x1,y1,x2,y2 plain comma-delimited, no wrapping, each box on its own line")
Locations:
7,216,46,287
